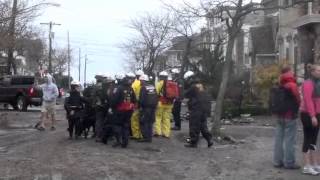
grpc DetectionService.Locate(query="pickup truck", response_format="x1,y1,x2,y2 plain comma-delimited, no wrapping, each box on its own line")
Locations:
0,75,43,111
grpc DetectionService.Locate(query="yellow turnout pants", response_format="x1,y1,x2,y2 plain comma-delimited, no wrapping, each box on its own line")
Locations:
154,103,173,137
131,110,143,139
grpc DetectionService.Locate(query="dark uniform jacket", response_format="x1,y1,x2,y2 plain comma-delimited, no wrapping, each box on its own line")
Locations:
111,83,136,112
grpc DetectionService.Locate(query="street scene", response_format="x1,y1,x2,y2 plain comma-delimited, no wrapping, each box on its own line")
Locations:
1,0,320,179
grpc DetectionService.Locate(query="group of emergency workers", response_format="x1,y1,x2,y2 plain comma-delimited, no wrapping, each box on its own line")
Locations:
64,69,213,148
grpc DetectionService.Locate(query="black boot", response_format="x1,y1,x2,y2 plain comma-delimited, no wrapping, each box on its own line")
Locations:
171,126,181,131
137,138,152,143
208,141,213,148
112,142,121,147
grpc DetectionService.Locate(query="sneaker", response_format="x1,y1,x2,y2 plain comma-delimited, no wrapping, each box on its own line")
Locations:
303,166,320,175
312,165,320,172
50,126,56,131
37,127,45,131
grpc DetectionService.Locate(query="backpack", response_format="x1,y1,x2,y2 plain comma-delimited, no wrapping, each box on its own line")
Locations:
163,80,179,99
117,87,135,112
269,85,298,114
143,85,158,107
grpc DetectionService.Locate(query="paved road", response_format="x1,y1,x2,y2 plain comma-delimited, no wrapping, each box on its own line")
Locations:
0,108,320,180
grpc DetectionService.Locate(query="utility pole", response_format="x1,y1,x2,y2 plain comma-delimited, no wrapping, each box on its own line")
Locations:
84,55,87,87
67,31,71,90
40,21,61,74
7,0,18,75
78,48,81,82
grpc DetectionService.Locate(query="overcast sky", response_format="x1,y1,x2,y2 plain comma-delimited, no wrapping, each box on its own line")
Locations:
35,0,165,84
35,0,261,84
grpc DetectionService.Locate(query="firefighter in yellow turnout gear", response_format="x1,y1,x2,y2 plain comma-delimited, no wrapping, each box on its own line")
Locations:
130,70,144,139
154,71,173,138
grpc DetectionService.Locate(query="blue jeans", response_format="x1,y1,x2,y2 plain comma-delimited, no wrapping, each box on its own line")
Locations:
273,118,297,167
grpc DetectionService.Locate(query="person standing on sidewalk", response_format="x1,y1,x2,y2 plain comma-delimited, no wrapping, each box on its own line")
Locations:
271,67,300,170
37,74,59,131
300,64,320,175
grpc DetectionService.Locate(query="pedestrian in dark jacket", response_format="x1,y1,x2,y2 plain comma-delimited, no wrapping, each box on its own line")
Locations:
138,74,158,142
273,67,301,170
183,71,213,148
111,74,136,148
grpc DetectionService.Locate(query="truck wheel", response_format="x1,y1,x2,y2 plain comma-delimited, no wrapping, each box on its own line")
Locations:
17,96,28,111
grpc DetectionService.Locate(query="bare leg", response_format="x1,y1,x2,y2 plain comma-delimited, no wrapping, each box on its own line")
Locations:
303,152,311,167
40,112,47,128
51,113,56,128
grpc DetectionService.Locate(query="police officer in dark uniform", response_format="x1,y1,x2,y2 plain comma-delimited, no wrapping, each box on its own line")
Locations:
82,84,97,138
183,71,213,148
64,81,87,139
101,75,117,144
93,73,108,142
138,74,158,142
111,73,136,148
171,68,183,131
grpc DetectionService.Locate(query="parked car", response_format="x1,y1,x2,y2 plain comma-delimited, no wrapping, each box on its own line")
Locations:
0,75,43,111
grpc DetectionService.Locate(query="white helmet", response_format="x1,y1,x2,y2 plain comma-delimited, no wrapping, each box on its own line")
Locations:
115,73,125,80
171,68,179,74
126,72,135,78
159,71,169,77
135,69,144,76
139,74,149,81
184,71,194,79
71,80,81,86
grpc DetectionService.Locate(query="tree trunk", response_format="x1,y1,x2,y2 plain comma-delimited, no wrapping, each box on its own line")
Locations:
211,33,236,137
179,38,192,80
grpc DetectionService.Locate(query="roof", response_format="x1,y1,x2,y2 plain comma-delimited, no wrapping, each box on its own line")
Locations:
168,34,204,52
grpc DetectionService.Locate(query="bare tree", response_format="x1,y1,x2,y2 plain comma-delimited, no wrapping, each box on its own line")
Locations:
123,12,173,75
170,11,199,80
165,0,313,136
0,0,58,74
120,39,149,71
52,47,71,75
